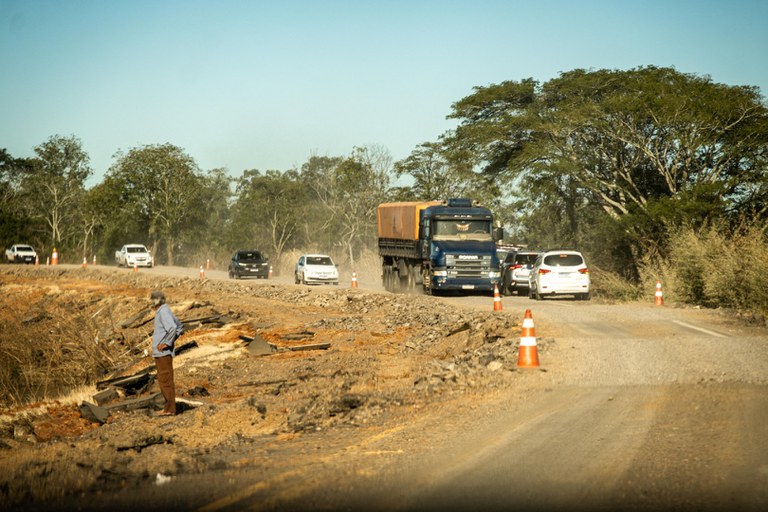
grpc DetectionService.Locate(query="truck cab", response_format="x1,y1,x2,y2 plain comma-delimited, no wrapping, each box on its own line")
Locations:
420,199,501,293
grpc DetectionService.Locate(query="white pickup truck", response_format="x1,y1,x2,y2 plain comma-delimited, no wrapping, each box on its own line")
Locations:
5,244,37,264
115,244,154,268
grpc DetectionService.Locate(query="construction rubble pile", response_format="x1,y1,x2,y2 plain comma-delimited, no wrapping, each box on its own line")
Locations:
0,266,547,507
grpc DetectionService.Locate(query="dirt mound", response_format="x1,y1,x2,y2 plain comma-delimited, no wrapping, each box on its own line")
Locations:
0,266,538,508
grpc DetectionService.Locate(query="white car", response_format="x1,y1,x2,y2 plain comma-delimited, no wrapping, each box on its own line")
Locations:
5,244,37,264
294,254,339,285
528,250,590,300
115,244,154,268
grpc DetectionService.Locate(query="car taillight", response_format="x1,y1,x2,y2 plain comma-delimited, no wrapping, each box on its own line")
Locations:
538,268,551,275
513,264,522,269
579,268,589,274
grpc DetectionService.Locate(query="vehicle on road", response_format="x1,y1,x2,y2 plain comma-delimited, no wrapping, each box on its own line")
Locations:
228,250,269,279
528,250,590,300
500,250,540,296
115,244,153,268
294,254,339,285
5,244,37,264
377,198,503,295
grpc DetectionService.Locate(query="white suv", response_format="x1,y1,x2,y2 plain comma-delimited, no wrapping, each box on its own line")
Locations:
528,250,590,300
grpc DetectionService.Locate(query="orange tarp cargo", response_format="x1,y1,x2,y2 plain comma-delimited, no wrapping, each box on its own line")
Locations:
377,201,441,240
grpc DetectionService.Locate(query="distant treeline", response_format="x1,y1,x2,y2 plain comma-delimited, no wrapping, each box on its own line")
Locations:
2,66,767,309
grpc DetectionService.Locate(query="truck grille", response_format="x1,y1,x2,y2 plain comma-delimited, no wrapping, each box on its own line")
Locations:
445,255,493,278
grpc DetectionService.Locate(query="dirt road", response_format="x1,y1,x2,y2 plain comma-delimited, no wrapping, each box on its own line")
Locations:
2,265,767,511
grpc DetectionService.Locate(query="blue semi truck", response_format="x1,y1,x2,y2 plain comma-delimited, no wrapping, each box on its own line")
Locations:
377,198,503,294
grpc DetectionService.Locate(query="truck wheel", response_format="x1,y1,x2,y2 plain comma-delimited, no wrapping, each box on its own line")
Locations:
406,265,418,293
386,267,399,293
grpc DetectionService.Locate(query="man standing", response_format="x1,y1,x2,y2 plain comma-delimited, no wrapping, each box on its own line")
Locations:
150,290,183,417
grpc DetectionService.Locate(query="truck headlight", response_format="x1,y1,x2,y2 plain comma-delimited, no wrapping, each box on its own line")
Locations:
433,270,448,277
489,271,500,279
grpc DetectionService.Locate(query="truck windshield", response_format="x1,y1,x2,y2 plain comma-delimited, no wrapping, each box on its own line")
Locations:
432,220,493,241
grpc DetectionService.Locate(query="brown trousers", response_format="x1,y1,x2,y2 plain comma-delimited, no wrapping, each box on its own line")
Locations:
155,355,176,414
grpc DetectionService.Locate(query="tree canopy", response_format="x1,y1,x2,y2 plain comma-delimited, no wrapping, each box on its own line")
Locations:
439,66,768,267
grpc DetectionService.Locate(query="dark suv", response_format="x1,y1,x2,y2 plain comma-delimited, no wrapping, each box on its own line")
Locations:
500,250,540,296
228,250,270,279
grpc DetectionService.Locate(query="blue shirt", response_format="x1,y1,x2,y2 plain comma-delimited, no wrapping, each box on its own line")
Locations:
152,304,183,357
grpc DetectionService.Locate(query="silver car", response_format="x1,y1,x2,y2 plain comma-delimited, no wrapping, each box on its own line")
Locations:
500,250,539,296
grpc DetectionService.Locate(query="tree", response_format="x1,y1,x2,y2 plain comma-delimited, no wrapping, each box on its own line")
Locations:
304,147,392,266
192,168,233,264
0,149,37,248
447,67,768,261
228,169,304,266
18,135,92,255
393,141,476,200
106,144,202,265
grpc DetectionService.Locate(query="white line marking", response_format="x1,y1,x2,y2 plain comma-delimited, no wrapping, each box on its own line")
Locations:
672,320,727,338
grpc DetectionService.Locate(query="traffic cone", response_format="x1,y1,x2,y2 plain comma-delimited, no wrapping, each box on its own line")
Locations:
206,258,211,271
82,257,87,268
133,262,138,273
517,309,540,368
51,248,58,266
92,255,97,265
46,256,50,266
199,265,205,280
493,284,503,311
654,280,664,306
35,255,39,266
351,272,359,288
268,265,273,279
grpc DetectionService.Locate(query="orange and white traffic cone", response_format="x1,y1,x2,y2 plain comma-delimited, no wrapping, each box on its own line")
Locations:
206,258,211,271
46,256,50,266
351,272,359,288
199,265,205,280
92,255,97,265
268,265,273,279
654,280,664,306
493,284,503,311
51,248,58,266
517,309,540,368
82,257,87,268
35,255,39,266
133,262,138,273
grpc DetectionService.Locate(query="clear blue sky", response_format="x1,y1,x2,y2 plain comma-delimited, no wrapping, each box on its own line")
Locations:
2,0,767,186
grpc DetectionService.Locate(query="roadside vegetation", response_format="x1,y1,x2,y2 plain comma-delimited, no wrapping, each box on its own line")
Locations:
1,66,767,313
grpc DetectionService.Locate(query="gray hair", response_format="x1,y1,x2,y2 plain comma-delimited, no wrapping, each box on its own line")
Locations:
150,290,166,306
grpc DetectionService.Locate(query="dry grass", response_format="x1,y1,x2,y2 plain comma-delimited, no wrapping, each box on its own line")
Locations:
639,222,768,313
0,291,126,409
